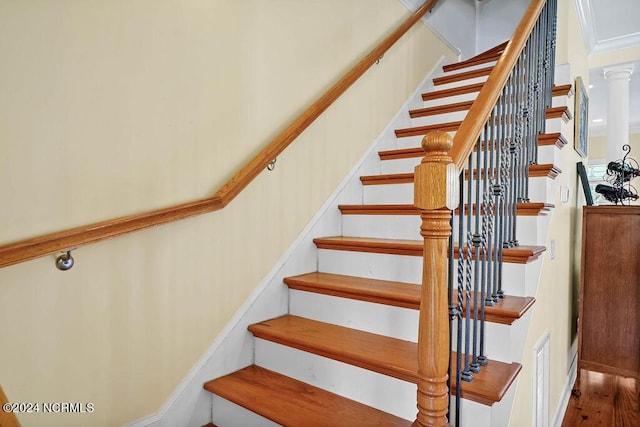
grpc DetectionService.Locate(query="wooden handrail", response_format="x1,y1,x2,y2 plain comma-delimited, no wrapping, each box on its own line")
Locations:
0,0,438,269
0,385,21,427
449,0,546,170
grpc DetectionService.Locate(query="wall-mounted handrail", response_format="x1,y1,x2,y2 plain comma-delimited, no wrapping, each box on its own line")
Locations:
450,0,546,170
0,0,438,269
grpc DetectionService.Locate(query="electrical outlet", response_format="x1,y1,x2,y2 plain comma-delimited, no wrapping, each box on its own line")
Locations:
549,239,555,260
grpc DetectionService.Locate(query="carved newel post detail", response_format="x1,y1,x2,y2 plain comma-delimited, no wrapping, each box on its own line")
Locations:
413,131,458,427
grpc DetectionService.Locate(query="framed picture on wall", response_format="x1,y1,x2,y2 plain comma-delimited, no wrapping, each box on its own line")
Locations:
574,76,589,157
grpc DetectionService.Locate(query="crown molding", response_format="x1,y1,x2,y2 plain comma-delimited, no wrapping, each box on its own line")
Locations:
575,0,640,55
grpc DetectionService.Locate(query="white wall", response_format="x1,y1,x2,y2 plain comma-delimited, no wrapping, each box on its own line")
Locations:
401,0,477,59
476,0,529,54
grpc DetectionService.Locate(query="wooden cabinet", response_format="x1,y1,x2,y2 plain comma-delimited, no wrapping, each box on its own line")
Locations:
578,206,640,379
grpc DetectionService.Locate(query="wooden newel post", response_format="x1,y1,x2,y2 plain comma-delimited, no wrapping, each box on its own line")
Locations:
413,131,458,427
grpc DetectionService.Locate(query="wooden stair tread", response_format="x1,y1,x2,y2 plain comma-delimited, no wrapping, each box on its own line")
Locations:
433,66,493,86
538,132,568,148
360,165,560,185
313,236,545,264
248,315,521,406
442,42,507,73
285,272,534,325
285,271,420,309
380,132,567,160
395,121,461,138
552,83,573,97
442,53,502,73
409,100,473,118
203,365,411,427
401,104,570,136
338,202,554,217
422,83,483,101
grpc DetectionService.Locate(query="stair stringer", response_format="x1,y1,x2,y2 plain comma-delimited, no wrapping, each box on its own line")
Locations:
124,56,450,427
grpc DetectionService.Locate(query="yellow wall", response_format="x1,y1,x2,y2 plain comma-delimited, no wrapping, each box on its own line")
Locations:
509,0,589,424
0,1,454,426
589,133,640,161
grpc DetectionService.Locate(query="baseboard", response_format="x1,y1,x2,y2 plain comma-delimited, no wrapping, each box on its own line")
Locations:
124,56,448,427
551,341,578,427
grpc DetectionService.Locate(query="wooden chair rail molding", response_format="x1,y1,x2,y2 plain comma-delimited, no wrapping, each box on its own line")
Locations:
0,0,438,269
450,0,546,170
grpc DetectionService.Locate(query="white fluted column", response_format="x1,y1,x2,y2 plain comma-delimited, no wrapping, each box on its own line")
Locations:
604,64,634,163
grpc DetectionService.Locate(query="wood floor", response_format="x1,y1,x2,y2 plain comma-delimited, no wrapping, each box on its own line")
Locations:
562,369,640,426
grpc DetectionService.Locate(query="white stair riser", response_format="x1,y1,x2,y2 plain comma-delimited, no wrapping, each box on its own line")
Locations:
380,149,521,175
537,144,563,166
394,132,456,149
515,214,551,246
409,110,469,128
363,176,553,205
290,289,529,364
254,339,417,420
450,257,541,299
362,182,414,205
289,290,419,342
211,396,279,427
385,136,562,177
319,247,540,298
450,313,529,363
552,94,569,108
441,61,498,74
254,339,499,426
433,75,488,91
545,116,563,133
318,249,422,284
501,258,543,297
423,91,479,108
528,176,556,204
342,214,421,240
380,156,422,174
341,213,549,246
451,399,492,427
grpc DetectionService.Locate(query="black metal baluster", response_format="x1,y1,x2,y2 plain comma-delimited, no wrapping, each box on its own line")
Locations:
455,171,465,425
478,118,492,367
491,86,507,303
469,124,485,375
462,153,474,381
447,210,457,426
486,99,498,307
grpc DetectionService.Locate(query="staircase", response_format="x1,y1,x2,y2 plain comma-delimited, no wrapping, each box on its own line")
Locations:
202,44,571,426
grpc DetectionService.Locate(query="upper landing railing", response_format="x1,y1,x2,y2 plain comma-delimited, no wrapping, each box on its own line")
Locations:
0,0,439,269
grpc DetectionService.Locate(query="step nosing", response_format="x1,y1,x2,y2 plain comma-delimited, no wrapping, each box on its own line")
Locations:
314,237,545,264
